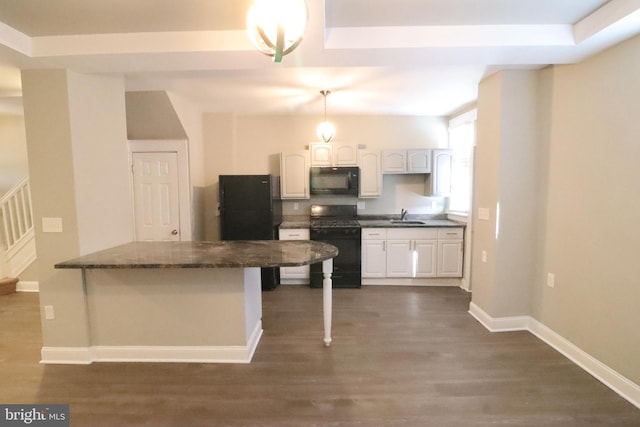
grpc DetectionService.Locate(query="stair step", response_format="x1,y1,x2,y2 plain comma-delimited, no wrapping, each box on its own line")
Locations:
0,277,19,295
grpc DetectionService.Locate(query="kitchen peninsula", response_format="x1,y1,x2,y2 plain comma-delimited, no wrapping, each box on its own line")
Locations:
53,240,338,364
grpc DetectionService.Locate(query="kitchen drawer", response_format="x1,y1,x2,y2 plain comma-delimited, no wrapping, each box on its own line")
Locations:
362,228,387,240
280,228,310,240
387,228,437,240
438,228,464,239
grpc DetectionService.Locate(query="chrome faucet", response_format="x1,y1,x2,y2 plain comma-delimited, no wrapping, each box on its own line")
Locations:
400,208,408,221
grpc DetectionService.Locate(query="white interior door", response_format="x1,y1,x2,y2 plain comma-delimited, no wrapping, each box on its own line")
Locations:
132,152,181,241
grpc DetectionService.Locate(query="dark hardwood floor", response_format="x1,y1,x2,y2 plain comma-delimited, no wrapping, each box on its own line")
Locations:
1,286,639,426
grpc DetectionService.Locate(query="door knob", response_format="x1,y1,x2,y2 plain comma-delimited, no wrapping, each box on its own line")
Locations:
171,229,178,235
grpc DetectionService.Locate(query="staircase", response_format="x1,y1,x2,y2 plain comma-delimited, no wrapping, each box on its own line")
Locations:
0,176,36,294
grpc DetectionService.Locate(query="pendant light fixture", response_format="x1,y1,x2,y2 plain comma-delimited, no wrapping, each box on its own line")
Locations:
316,90,335,143
246,0,308,63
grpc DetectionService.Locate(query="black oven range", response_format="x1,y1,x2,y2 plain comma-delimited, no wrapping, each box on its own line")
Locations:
309,204,361,288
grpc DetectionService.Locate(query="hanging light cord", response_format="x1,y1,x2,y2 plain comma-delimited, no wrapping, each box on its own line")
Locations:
321,90,330,121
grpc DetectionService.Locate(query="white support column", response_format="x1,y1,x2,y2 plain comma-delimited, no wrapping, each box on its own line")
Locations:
322,258,333,347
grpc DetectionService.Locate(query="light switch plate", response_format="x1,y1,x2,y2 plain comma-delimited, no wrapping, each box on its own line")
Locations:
547,273,555,288
42,217,63,233
478,208,490,221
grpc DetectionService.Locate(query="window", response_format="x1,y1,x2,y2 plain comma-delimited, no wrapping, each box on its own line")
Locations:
448,109,476,214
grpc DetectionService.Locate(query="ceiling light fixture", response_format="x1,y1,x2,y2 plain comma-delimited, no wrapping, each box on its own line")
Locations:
246,0,308,63
316,90,335,143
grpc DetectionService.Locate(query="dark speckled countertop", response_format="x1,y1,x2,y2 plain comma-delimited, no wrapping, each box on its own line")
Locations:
55,241,338,270
356,219,464,228
279,215,465,229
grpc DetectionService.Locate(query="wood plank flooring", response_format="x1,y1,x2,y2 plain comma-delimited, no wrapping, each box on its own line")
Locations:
1,286,639,426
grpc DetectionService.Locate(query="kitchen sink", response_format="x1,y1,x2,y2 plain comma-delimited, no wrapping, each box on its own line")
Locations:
390,220,426,225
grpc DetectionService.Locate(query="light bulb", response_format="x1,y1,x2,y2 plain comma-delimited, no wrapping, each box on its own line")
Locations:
317,121,336,143
247,0,308,62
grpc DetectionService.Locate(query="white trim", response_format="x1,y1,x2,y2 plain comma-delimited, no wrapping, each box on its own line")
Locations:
362,278,461,286
40,347,93,365
279,279,310,285
128,140,192,241
16,280,39,292
468,302,530,332
40,322,263,365
468,302,640,409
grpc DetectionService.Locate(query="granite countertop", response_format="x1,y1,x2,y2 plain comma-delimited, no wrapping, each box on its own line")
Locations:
280,215,464,229
280,216,311,229
357,219,464,228
55,241,338,270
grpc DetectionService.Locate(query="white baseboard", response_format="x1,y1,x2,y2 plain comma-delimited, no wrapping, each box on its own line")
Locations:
280,279,309,285
17,280,39,292
468,302,530,331
41,323,263,365
468,302,640,410
362,278,461,286
40,347,93,365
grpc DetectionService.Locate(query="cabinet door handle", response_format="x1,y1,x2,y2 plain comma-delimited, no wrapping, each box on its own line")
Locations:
383,241,386,251
289,234,300,237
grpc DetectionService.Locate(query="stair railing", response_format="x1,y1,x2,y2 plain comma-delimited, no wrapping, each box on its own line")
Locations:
1,176,34,252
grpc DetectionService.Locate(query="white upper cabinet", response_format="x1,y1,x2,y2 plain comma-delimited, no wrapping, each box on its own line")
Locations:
333,143,358,166
429,149,454,196
358,150,382,198
280,151,310,199
309,143,333,166
381,150,407,173
310,142,357,166
382,149,431,173
407,149,431,173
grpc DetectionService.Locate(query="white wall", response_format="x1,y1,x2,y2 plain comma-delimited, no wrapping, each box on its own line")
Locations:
539,35,640,384
22,69,132,349
68,72,134,254
472,34,640,386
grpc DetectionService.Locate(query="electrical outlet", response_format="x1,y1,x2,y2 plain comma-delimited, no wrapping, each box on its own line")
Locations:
357,201,365,210
44,305,55,320
42,217,63,233
481,250,487,263
547,273,555,288
293,202,299,210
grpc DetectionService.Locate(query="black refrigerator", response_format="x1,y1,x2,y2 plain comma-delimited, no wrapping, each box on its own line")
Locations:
219,174,283,290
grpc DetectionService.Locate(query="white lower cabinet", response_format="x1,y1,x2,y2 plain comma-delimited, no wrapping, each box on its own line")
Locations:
386,239,413,277
362,227,462,280
437,228,464,277
414,239,438,277
279,228,310,283
361,229,387,278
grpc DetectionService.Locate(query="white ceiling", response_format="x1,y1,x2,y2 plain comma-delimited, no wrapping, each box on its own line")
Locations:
0,0,639,116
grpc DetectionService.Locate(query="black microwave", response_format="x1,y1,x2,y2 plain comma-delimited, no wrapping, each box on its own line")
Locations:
310,166,359,196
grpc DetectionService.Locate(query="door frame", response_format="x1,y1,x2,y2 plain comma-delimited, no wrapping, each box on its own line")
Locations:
128,140,192,241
